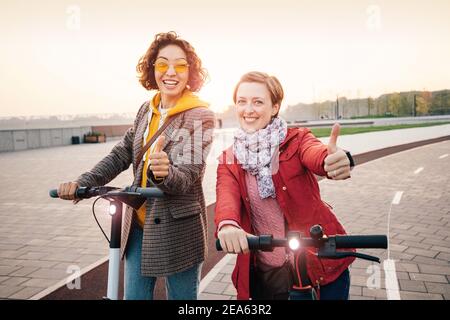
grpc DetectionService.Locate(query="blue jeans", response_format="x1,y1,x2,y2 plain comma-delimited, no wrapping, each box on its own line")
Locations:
319,268,350,300
289,268,350,300
124,222,202,300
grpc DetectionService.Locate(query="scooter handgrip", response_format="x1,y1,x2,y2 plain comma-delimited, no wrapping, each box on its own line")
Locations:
335,235,388,249
49,189,59,198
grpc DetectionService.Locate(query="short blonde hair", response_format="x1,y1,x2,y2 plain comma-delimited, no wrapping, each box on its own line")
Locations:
233,71,284,117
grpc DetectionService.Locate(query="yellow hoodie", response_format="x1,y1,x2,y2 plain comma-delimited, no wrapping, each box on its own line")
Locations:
136,90,209,227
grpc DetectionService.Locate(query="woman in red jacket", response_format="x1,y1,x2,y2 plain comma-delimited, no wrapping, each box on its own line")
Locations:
215,71,355,300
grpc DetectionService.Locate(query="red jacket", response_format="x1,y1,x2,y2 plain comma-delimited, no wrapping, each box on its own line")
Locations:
215,127,355,300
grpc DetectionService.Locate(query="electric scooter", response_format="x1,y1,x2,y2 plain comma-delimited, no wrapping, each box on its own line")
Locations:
49,186,164,300
216,225,388,300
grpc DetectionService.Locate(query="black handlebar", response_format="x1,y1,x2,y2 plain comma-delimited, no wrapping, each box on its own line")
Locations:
123,186,165,198
49,186,165,200
215,234,387,252
49,186,119,199
335,235,387,249
49,189,59,198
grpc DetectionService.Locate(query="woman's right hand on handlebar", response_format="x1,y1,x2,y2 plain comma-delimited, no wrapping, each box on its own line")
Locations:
57,182,81,204
217,225,252,254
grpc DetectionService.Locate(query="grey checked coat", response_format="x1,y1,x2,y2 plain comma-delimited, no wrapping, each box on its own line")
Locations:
76,101,215,276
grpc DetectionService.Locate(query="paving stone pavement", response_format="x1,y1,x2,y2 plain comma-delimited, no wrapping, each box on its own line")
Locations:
199,140,450,300
0,131,449,300
0,142,131,299
0,137,220,300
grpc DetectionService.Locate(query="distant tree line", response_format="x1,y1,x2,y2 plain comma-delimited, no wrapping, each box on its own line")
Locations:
367,90,450,117
211,89,450,127
280,89,450,121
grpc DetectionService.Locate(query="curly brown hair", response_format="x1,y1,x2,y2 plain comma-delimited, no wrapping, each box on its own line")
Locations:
136,31,208,92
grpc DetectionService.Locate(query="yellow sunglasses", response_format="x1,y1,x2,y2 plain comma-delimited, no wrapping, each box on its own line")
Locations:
153,60,190,74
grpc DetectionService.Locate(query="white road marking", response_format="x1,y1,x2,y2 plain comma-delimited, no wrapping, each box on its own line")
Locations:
392,191,404,205
387,191,403,261
414,167,424,174
384,259,401,300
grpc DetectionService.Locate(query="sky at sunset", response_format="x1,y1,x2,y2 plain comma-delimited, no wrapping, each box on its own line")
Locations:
1,0,449,117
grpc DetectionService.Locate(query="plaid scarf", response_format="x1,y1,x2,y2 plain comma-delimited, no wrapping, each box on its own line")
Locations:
233,117,288,199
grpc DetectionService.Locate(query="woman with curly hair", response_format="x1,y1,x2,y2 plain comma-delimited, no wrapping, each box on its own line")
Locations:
57,32,215,300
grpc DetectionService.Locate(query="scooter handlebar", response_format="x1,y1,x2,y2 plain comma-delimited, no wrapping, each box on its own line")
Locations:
123,186,165,198
48,187,96,199
49,186,165,200
49,189,59,198
216,235,274,252
216,234,388,251
335,235,388,249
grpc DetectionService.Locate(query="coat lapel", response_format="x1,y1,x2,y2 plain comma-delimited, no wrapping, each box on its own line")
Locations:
162,113,184,151
132,108,185,186
133,104,150,185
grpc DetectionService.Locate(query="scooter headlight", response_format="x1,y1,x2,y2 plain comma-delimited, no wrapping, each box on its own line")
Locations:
109,204,117,216
287,231,301,251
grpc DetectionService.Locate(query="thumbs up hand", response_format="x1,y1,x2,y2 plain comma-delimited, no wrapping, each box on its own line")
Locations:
323,124,351,180
149,136,170,178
